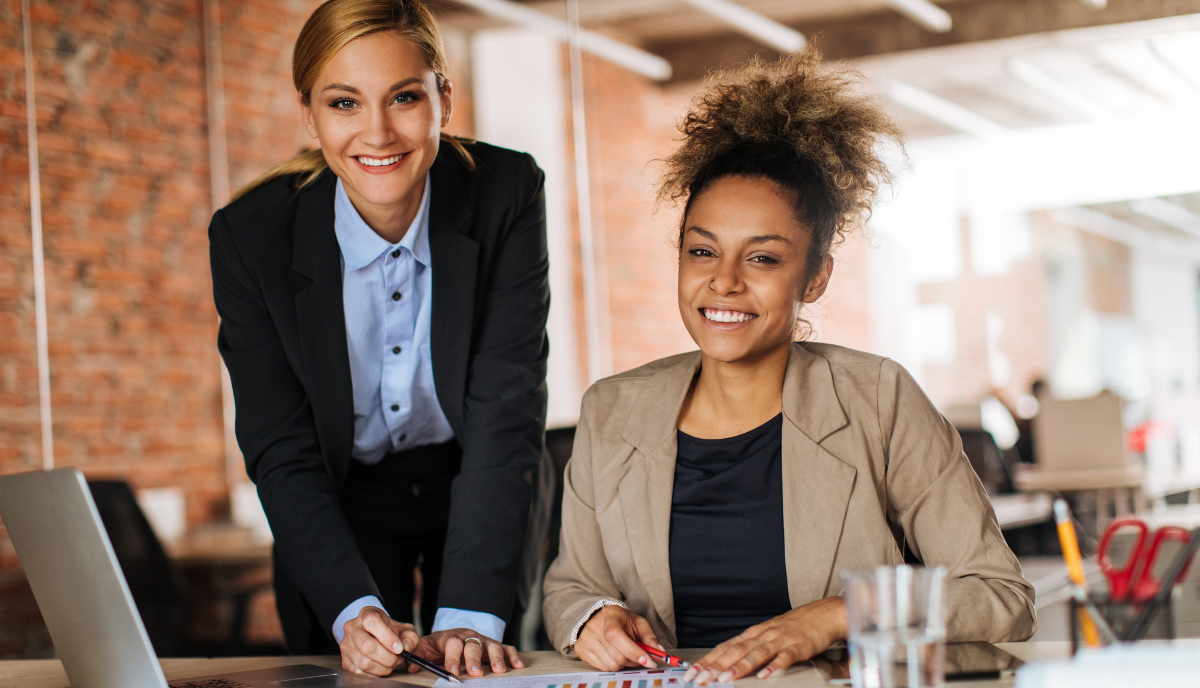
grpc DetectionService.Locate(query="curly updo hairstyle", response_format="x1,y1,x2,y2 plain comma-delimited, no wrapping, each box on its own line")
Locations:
659,45,905,282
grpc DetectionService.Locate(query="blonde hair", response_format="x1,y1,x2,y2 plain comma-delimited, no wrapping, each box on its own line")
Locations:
230,0,473,204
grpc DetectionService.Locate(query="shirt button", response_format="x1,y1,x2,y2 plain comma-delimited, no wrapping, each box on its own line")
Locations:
390,404,399,412
391,249,401,258
392,292,401,301
392,346,401,354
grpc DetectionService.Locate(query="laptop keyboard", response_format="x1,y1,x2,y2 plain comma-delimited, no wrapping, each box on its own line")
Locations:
168,680,252,687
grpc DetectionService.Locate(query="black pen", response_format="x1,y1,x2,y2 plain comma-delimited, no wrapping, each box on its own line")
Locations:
402,650,463,683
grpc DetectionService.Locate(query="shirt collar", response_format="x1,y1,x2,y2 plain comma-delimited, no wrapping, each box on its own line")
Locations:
334,173,432,271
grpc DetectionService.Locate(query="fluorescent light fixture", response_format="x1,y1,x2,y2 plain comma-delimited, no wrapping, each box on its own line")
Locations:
454,0,672,81
1076,0,1106,8
1007,57,1118,122
886,81,1008,138
1149,36,1200,95
883,0,952,33
677,0,806,53
1052,207,1200,260
1131,198,1200,237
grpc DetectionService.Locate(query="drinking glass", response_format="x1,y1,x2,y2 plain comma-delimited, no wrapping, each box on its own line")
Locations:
842,565,947,688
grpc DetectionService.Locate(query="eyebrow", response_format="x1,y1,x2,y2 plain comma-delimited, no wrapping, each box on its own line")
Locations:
685,226,793,245
321,77,423,94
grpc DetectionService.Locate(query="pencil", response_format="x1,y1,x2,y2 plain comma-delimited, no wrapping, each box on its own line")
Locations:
634,641,691,669
1053,499,1100,648
402,650,462,683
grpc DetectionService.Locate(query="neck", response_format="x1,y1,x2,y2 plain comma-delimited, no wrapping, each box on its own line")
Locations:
346,175,426,245
678,340,792,439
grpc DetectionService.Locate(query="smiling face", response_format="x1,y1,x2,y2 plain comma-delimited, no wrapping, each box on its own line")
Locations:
678,175,834,365
302,30,451,228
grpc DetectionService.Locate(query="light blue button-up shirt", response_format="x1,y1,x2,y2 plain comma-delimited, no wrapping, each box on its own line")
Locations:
331,175,505,643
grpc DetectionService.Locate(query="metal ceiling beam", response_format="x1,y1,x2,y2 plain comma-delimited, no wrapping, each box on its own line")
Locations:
886,81,1009,138
1052,207,1200,260
453,0,673,80
1007,57,1118,123
883,0,952,33
1131,198,1200,238
676,0,805,54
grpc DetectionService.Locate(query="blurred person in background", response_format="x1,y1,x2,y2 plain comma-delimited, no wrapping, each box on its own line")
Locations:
542,48,1036,682
209,0,547,678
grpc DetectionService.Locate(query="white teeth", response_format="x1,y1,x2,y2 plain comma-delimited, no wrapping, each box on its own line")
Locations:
357,155,402,167
703,308,756,323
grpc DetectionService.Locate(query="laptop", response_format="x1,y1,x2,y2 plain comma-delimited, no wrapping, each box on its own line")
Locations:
0,467,401,688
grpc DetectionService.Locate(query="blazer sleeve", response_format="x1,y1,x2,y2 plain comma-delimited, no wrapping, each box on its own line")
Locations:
878,359,1037,642
436,157,551,622
542,389,627,655
209,208,381,635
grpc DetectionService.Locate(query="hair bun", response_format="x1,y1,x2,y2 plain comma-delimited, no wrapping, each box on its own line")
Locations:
659,45,905,267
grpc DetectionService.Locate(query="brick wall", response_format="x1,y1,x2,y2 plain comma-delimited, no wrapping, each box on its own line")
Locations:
0,0,487,658
1,0,224,555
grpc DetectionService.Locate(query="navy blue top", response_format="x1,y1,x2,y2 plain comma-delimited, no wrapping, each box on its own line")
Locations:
669,413,793,648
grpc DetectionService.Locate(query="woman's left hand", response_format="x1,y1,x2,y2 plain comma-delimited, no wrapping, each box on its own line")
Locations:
683,597,847,684
411,628,524,678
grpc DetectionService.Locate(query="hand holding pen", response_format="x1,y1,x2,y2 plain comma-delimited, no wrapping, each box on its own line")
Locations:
573,605,666,672
634,641,691,669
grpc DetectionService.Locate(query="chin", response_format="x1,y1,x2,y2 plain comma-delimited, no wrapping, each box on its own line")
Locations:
347,175,416,206
695,339,756,363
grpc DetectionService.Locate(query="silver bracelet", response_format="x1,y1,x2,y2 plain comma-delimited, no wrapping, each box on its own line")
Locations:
569,598,628,649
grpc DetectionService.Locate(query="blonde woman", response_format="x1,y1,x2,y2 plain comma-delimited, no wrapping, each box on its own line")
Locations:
210,0,545,678
542,49,1035,681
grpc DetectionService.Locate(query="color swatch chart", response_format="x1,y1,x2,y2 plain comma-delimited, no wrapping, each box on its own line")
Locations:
435,668,733,688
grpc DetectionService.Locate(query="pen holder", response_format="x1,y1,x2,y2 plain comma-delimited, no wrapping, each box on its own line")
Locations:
1069,593,1175,653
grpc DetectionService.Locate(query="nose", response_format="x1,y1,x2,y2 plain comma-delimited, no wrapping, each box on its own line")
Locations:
708,255,743,295
361,104,397,149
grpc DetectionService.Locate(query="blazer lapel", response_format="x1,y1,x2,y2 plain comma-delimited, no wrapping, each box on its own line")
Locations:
780,344,857,606
427,149,479,437
617,353,702,637
290,171,356,483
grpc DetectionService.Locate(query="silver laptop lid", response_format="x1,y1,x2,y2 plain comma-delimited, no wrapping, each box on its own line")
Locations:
0,468,167,688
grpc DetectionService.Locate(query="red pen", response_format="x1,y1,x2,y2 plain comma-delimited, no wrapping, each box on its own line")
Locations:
635,641,691,669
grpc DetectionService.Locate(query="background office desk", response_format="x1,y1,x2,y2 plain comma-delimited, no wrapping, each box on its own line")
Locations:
0,643,1070,688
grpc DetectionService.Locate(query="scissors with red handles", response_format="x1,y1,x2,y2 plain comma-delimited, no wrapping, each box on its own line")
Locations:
1098,517,1195,602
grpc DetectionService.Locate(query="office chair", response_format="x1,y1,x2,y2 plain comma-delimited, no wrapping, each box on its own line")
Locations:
87,481,191,657
87,480,280,657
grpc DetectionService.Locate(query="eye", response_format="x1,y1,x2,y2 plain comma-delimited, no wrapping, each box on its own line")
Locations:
393,91,419,105
330,98,357,111
688,247,715,258
749,254,779,264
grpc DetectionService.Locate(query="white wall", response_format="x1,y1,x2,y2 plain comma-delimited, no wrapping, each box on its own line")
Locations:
472,29,582,428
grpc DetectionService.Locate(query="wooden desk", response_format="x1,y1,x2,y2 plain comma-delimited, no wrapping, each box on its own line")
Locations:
166,525,273,568
166,525,280,647
0,644,1067,688
1013,465,1144,530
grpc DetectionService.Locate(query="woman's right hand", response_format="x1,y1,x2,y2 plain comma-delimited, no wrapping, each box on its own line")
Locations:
575,606,663,672
339,606,420,677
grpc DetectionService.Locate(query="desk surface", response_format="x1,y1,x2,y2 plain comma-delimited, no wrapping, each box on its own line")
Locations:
0,644,1076,688
166,525,273,567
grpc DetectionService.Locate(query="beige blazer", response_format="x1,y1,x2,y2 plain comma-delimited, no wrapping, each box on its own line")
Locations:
542,343,1036,654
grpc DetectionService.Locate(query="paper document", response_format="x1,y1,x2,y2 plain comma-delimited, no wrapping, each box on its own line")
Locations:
434,668,732,688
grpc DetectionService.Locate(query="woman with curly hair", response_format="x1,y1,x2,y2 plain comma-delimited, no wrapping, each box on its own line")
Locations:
541,47,1035,680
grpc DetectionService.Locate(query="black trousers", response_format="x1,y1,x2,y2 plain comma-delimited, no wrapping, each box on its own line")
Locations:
274,440,462,654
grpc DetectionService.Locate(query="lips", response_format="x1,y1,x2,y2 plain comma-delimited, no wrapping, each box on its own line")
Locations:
352,152,409,173
356,154,402,166
702,308,757,323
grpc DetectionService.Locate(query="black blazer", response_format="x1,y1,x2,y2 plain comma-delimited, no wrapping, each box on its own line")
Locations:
208,142,549,640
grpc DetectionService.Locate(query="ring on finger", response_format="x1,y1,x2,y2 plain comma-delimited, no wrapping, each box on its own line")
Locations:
464,636,483,647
